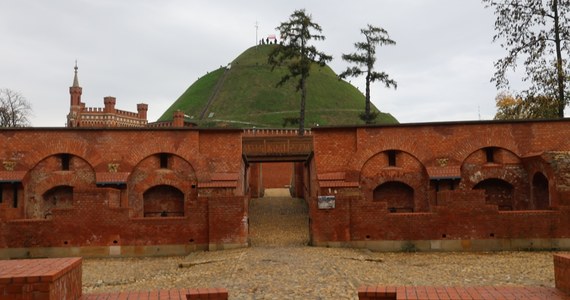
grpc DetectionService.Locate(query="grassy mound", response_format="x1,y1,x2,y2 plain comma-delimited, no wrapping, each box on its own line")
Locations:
159,45,398,128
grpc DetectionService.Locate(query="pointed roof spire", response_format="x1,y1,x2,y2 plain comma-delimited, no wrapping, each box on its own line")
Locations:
72,60,80,87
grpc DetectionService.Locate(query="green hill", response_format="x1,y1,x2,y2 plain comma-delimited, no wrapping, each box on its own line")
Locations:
159,45,398,128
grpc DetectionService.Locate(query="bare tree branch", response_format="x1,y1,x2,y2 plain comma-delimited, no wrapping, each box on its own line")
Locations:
0,88,32,127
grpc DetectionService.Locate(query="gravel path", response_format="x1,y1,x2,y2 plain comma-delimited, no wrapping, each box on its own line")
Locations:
82,189,559,299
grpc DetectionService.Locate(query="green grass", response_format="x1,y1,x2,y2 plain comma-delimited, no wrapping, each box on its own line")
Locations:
159,45,398,127
158,68,224,120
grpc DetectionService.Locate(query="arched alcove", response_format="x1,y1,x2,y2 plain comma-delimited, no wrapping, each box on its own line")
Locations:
373,181,414,212
128,152,196,218
143,185,185,217
41,186,73,219
474,178,513,210
25,153,95,219
532,172,550,210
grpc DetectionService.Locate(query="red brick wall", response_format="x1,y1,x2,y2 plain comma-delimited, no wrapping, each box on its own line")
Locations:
0,129,245,252
2,120,570,253
261,162,293,188
311,120,570,246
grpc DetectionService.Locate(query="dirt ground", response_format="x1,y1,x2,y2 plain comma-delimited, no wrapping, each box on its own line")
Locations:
82,189,560,299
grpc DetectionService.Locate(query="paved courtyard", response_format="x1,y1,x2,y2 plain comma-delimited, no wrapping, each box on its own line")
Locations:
82,189,558,299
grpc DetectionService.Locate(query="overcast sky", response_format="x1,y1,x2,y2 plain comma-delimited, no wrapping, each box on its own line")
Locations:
0,0,532,127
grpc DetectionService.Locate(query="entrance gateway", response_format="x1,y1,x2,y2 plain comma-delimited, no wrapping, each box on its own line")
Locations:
242,128,313,199
242,129,313,248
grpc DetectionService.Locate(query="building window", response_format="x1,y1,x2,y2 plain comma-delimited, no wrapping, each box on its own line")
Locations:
159,153,169,169
485,147,495,163
387,150,397,167
60,154,70,170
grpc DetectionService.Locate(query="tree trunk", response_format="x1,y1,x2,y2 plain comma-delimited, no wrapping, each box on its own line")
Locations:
553,0,566,118
299,74,307,136
365,71,371,124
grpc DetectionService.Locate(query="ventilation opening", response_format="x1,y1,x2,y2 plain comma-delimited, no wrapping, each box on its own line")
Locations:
60,154,70,170
485,147,495,163
159,153,169,169
387,150,397,167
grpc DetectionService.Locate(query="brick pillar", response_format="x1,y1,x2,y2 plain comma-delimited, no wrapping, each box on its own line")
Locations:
249,163,262,198
173,110,185,127
554,254,570,294
0,258,83,300
293,162,304,198
207,196,248,250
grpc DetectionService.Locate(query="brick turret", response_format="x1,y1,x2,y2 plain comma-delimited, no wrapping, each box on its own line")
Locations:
137,103,148,119
67,62,83,127
104,96,116,113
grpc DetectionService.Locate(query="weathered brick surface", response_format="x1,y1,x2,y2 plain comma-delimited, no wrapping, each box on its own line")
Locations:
357,285,570,299
0,129,245,253
2,119,570,253
0,257,82,300
555,254,570,294
311,120,570,246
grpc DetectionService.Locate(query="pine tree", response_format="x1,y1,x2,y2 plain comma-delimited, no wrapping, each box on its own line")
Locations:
268,9,332,135
340,24,397,124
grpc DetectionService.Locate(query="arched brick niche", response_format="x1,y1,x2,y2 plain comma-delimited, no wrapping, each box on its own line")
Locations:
461,147,530,210
42,185,73,219
361,150,429,212
24,153,95,219
143,185,185,217
128,153,196,218
372,181,415,212
474,178,514,210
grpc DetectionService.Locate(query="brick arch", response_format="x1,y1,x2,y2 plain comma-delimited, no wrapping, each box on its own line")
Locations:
360,150,429,212
359,149,427,176
460,147,526,189
129,152,197,178
128,153,197,218
21,139,102,171
343,128,432,173
524,155,559,207
454,142,521,167
459,146,531,211
121,139,202,174
24,154,96,219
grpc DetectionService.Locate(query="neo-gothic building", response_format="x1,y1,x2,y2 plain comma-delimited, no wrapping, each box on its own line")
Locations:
66,64,148,128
